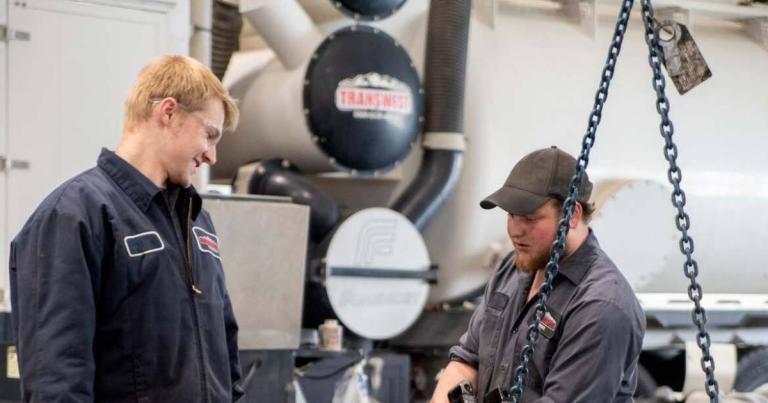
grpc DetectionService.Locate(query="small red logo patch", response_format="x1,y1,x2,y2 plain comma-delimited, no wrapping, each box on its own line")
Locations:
541,312,557,332
193,227,221,260
199,236,219,253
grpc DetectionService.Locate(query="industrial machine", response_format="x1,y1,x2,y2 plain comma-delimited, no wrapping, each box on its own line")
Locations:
2,0,767,401
212,0,768,400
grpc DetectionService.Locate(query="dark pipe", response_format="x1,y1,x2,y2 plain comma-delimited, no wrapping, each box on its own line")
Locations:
333,0,407,21
392,151,463,230
390,0,471,230
211,0,242,80
248,160,340,243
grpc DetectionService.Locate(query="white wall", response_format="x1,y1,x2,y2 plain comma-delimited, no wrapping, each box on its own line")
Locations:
0,0,8,309
1,0,190,309
417,3,768,300
221,0,768,301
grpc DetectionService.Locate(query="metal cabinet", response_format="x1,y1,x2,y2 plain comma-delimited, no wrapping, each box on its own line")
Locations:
0,0,189,308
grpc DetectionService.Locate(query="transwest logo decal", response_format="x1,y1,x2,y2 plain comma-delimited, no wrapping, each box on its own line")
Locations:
193,227,221,260
335,72,413,121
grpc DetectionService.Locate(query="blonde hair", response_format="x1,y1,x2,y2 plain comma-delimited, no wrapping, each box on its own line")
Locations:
124,54,239,131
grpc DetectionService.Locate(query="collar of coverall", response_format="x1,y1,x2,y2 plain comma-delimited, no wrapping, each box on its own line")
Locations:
97,148,202,219
513,229,599,286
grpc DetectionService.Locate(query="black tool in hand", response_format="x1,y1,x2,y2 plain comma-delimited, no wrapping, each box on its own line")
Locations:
447,380,477,403
484,387,514,403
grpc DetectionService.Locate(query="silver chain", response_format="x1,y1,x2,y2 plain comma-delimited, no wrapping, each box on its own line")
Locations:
507,0,720,401
508,0,635,400
640,0,720,400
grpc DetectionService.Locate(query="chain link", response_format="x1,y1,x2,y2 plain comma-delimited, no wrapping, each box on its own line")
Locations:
507,0,721,401
507,1,636,401
640,0,720,400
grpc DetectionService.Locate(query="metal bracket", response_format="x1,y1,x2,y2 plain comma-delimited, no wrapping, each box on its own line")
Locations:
422,132,467,152
327,265,439,284
562,0,597,39
473,0,498,30
0,25,30,42
655,6,692,29
9,160,30,170
744,17,768,51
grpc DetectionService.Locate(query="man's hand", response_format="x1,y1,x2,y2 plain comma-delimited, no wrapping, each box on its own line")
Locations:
430,360,478,403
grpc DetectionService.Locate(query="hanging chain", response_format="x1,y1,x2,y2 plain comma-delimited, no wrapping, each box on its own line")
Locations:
507,0,636,400
640,1,720,401
502,0,721,401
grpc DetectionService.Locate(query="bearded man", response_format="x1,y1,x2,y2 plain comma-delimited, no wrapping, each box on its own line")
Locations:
431,146,646,403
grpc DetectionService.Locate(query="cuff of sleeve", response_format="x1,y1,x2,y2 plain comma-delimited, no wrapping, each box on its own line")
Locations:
449,346,479,369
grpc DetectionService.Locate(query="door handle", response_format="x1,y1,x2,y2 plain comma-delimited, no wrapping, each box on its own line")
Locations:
9,160,30,170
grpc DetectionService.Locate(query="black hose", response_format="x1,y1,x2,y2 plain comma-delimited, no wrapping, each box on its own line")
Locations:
423,0,471,133
248,160,340,244
390,0,471,230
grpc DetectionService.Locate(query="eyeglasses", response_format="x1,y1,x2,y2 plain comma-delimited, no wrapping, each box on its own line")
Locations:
186,112,223,147
149,98,223,146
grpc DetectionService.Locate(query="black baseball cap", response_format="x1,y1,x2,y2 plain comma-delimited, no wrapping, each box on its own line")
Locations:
480,146,592,215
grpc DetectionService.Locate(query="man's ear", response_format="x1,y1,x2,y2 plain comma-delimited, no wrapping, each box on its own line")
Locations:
154,97,179,128
570,202,583,229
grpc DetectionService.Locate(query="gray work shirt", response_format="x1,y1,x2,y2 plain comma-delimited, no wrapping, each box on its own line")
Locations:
450,231,646,403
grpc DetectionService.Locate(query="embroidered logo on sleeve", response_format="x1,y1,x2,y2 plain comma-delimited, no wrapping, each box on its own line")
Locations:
124,231,165,257
192,227,221,260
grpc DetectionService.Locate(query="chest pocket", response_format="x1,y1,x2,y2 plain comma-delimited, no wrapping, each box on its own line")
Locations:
525,307,563,394
120,230,175,285
478,291,510,392
124,231,164,257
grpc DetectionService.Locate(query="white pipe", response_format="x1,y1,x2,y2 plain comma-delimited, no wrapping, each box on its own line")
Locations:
240,0,324,70
191,30,212,67
192,0,213,31
190,0,213,66
191,0,213,192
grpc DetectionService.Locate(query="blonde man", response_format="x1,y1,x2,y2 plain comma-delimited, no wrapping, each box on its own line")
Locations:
10,55,244,402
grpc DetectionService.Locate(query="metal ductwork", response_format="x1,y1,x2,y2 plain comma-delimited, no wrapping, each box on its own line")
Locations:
240,0,324,70
302,25,423,172
216,0,423,177
390,0,471,230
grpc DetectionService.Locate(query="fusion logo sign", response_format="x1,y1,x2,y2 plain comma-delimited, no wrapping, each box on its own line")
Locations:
354,218,398,266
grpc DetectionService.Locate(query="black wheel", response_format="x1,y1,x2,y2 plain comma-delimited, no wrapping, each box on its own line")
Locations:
735,348,768,392
635,364,658,398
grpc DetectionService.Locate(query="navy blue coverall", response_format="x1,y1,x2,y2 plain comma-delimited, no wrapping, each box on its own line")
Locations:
10,149,243,402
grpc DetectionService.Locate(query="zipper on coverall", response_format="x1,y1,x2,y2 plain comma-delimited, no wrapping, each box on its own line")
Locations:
183,197,210,402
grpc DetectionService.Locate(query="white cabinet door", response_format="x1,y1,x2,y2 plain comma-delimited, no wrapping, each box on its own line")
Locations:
0,0,8,307
3,0,189,306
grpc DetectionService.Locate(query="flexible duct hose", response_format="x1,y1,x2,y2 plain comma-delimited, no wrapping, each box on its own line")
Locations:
212,0,242,80
248,160,340,244
391,0,471,230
